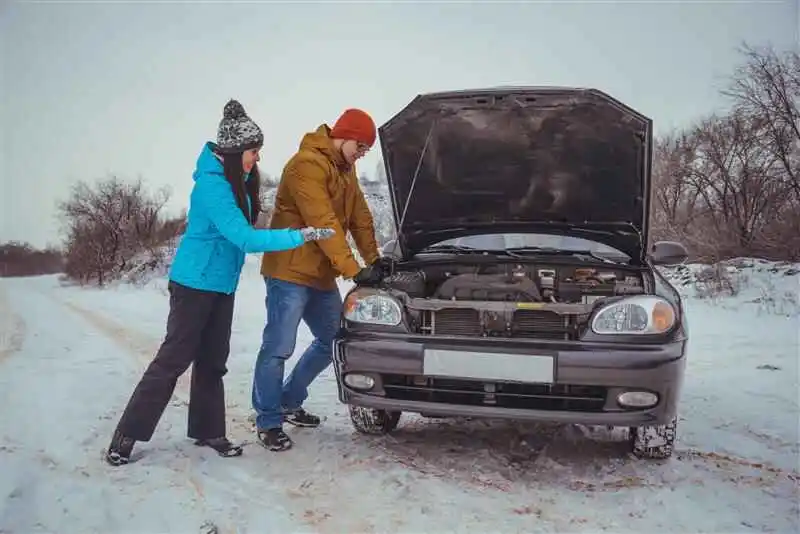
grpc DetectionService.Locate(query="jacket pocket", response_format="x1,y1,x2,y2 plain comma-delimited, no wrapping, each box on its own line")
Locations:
287,243,326,280
204,239,238,285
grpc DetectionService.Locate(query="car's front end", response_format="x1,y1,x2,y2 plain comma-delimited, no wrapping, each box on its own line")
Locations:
333,249,688,458
333,87,690,459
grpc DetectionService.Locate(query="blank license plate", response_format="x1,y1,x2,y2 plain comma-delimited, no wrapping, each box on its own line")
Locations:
423,349,554,383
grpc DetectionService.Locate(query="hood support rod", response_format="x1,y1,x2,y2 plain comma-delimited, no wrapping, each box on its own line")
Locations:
398,120,438,233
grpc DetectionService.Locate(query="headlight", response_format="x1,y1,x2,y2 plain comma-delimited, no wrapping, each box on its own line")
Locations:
344,289,403,326
591,295,676,335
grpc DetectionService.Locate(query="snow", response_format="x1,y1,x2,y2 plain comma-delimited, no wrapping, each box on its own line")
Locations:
1,257,798,534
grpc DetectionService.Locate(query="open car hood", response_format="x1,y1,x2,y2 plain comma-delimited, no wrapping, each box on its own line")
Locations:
378,87,653,263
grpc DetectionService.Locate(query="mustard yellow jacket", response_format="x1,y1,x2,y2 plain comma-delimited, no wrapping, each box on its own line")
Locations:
260,125,380,290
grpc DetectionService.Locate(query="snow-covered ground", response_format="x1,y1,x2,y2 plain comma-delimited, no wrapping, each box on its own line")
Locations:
0,257,798,533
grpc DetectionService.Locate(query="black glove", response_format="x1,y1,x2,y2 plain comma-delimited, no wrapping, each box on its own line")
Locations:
353,264,384,286
372,255,396,277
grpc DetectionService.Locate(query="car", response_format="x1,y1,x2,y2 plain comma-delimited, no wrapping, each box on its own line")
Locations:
332,87,690,460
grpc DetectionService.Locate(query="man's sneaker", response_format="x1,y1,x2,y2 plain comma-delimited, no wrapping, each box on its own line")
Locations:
105,430,135,466
194,437,243,458
256,427,293,452
283,407,321,428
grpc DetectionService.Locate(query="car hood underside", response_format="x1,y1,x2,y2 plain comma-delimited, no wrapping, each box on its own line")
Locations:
378,87,653,261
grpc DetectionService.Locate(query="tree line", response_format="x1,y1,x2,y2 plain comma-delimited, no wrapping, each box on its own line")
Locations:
0,242,63,277
650,43,799,262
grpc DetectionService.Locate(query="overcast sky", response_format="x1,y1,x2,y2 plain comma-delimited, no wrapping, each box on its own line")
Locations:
1,0,796,248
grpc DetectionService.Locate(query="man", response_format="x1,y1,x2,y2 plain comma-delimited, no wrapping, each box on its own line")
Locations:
251,108,387,451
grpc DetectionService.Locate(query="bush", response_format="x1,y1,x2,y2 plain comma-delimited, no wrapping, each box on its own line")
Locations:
57,176,185,287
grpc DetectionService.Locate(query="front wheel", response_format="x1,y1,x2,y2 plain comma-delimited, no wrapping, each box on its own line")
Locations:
348,405,401,435
629,417,678,459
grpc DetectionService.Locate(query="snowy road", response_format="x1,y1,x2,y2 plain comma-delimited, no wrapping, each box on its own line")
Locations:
0,273,797,534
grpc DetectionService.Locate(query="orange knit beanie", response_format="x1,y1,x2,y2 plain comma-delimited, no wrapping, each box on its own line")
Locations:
330,108,377,147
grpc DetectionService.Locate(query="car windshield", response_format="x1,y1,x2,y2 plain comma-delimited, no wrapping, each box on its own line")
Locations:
426,233,630,262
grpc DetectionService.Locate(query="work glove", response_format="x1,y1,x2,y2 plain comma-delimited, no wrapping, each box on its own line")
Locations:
372,255,396,277
300,227,336,242
353,264,384,286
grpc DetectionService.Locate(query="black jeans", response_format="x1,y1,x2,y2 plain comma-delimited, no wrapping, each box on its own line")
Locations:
114,281,235,441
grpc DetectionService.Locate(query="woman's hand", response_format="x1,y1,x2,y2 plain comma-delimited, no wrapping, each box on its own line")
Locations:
300,227,336,242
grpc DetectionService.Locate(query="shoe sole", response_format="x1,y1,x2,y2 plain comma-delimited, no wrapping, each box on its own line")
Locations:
256,438,293,452
284,418,320,428
194,440,244,458
104,450,129,466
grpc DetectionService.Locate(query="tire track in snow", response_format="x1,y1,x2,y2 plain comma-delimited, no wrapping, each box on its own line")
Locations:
54,294,377,533
0,284,27,365
48,294,250,534
0,281,237,534
59,299,193,403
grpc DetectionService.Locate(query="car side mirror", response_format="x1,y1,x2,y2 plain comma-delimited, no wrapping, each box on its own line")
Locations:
650,241,689,265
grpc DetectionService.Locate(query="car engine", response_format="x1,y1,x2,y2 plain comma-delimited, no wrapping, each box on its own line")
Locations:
382,262,644,304
378,262,646,339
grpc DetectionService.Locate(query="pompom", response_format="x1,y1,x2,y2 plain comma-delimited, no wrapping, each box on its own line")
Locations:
223,99,247,120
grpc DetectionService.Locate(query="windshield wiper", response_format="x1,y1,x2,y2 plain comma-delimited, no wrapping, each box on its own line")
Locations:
420,244,493,254
504,247,620,264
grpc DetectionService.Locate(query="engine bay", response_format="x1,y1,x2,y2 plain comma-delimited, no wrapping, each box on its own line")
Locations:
381,260,645,305
376,260,647,339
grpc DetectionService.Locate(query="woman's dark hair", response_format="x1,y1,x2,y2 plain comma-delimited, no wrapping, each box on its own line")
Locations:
221,152,262,225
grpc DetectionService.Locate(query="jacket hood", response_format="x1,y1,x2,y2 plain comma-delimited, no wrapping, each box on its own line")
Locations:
378,87,653,263
298,125,349,170
194,142,224,180
194,142,252,182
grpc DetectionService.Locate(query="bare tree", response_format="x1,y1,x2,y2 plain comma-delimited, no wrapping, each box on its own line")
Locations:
686,111,786,258
722,43,799,201
650,131,703,243
58,176,178,286
650,43,800,262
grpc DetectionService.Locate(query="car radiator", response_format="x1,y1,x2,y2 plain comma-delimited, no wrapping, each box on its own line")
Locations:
418,308,578,340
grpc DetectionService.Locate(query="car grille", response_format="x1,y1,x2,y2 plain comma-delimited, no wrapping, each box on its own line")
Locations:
418,308,578,340
381,374,607,412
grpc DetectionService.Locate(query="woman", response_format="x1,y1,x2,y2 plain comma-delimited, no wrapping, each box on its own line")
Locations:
104,99,334,466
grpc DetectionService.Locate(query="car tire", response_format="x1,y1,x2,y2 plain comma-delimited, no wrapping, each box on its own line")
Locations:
348,405,401,435
629,416,677,460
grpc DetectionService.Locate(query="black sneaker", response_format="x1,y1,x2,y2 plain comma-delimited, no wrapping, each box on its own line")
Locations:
194,437,243,458
105,430,135,466
283,407,321,428
256,427,293,452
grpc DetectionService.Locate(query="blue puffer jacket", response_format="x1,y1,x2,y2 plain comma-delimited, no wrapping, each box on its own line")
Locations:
169,142,305,294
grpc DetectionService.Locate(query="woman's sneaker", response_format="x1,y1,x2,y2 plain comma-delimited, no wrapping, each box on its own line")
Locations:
105,430,135,466
283,407,321,428
256,427,293,452
194,437,243,458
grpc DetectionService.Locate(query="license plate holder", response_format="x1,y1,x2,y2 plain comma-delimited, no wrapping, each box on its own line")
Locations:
422,349,555,383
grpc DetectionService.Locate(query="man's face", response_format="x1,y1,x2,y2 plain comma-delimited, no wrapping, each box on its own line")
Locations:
341,140,371,165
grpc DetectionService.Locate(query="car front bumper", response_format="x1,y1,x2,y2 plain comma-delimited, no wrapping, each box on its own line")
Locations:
332,332,686,427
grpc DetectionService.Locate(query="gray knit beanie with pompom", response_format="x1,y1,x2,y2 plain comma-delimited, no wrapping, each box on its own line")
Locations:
216,99,264,154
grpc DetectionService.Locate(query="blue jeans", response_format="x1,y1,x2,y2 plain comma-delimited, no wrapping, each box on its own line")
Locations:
251,277,342,430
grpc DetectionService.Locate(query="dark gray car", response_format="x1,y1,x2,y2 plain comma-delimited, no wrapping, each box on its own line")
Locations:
332,87,689,460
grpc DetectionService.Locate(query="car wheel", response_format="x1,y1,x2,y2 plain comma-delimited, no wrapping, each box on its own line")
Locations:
629,416,677,459
348,405,401,435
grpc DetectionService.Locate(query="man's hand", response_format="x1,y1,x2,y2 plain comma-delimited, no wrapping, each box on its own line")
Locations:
300,227,336,242
372,255,396,277
353,264,384,286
